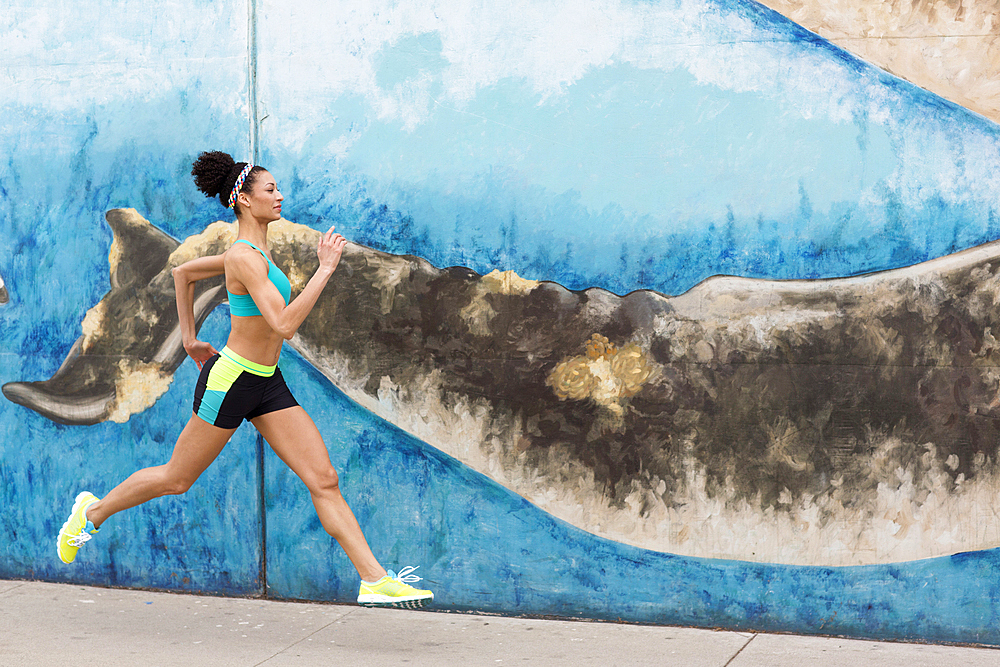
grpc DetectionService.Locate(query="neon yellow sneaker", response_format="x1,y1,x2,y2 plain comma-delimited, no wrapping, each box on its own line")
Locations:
57,492,100,564
358,566,434,609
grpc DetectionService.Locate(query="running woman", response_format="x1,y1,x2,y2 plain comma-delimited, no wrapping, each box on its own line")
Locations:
56,151,433,609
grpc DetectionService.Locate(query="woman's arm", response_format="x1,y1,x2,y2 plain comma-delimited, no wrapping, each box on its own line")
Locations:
172,253,226,367
228,227,347,340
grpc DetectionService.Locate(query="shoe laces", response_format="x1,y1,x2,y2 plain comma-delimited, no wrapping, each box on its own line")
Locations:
67,532,92,548
389,566,422,584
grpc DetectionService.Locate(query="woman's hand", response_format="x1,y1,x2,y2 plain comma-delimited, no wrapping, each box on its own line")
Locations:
317,226,348,273
235,226,346,341
184,339,219,369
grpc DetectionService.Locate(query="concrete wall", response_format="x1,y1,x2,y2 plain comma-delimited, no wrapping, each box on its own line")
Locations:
3,0,1000,645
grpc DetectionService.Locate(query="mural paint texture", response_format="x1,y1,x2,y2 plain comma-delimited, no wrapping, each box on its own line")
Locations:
3,0,1000,644
757,0,1000,125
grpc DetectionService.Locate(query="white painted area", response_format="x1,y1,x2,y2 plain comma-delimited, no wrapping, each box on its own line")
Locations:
255,0,988,135
259,0,815,130
1,0,246,110
671,239,1000,319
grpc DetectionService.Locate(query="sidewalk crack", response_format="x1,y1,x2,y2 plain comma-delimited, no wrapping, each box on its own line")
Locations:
0,581,26,596
723,633,757,666
252,607,359,666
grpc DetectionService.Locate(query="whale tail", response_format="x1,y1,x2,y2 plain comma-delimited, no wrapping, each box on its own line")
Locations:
2,209,229,425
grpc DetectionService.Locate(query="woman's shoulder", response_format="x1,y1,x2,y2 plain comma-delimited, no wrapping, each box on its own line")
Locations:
225,241,269,275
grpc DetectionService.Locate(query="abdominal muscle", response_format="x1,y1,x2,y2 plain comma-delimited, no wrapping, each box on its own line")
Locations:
226,315,286,367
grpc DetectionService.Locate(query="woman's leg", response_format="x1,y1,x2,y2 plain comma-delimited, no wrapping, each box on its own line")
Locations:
251,406,385,582
85,414,237,528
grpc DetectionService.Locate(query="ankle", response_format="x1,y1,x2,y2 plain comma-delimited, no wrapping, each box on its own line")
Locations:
361,568,387,584
85,501,104,529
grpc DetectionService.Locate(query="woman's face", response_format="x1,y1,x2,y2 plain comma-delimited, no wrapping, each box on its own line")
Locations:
238,170,283,221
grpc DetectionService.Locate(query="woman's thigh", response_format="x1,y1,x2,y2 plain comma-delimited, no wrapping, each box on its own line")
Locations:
250,406,336,488
164,414,239,483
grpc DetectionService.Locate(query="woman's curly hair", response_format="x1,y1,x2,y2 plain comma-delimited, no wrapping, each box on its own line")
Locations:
191,151,265,210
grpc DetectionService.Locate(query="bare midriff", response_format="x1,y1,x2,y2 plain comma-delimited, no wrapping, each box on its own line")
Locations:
225,316,286,367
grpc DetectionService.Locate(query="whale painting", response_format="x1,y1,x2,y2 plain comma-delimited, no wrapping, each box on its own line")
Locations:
8,207,1000,568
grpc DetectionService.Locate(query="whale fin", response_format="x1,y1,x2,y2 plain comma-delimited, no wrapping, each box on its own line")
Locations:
105,208,179,290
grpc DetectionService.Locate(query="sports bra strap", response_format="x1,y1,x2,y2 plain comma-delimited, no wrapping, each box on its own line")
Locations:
233,239,270,263
227,239,293,316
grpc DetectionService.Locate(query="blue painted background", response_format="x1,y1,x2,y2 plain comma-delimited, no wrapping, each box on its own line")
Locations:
3,0,1000,645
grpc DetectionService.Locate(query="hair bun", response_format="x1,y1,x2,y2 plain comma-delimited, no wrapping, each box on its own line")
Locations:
191,151,238,199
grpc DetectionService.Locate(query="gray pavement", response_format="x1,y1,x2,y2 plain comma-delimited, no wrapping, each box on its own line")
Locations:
1,579,999,666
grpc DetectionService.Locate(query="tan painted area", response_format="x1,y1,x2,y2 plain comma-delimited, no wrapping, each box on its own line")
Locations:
165,216,322,271
108,359,173,424
267,218,322,293
267,217,322,246
758,0,1000,123
481,269,540,295
80,301,106,353
108,234,122,281
371,257,412,315
547,334,653,427
166,220,238,265
459,293,498,337
460,269,540,336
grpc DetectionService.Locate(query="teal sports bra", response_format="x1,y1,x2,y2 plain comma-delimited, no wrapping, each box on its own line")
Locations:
227,240,292,317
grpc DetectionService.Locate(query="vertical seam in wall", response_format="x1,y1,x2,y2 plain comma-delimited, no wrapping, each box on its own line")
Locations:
248,0,260,164
257,431,267,597
248,0,264,596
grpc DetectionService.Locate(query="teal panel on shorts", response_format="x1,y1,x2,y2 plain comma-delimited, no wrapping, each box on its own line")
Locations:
198,389,227,425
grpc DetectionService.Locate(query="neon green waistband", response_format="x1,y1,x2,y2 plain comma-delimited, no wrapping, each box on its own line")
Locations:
220,346,277,377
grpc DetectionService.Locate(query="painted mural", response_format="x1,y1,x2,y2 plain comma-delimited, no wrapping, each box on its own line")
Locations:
758,0,1000,125
4,0,1000,647
12,208,1000,569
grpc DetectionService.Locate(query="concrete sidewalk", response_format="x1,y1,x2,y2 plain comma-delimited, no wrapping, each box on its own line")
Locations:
1,579,998,666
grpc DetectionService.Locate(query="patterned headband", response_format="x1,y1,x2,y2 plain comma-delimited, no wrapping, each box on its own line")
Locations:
227,163,255,209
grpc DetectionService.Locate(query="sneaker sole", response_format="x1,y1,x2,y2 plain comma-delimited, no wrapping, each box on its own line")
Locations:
57,492,96,564
357,595,433,610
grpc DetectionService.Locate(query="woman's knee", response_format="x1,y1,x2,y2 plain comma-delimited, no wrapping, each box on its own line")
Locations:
158,467,197,496
163,478,195,496
309,466,340,495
